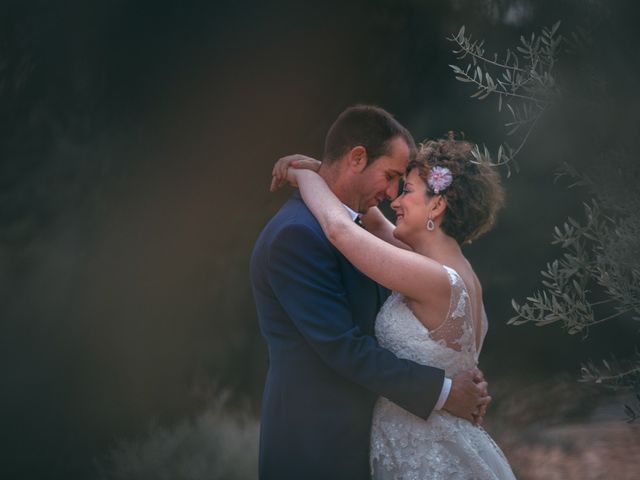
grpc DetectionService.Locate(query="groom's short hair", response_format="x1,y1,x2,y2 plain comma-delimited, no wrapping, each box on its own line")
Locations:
323,105,416,166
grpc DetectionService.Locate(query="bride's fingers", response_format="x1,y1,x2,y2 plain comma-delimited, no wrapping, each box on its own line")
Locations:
273,161,284,180
270,171,288,191
272,158,285,177
271,155,319,191
270,159,292,191
272,156,291,178
280,167,291,187
278,159,289,177
291,158,320,171
280,163,295,184
270,175,279,192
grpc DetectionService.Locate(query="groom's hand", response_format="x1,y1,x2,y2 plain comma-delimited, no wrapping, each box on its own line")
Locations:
443,368,491,425
471,368,490,426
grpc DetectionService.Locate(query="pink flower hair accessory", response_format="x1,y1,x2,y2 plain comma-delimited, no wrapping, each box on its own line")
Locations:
427,166,453,194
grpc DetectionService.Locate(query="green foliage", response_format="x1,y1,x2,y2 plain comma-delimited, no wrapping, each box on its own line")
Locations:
509,192,640,334
509,159,640,421
448,21,640,421
580,352,640,389
448,23,562,175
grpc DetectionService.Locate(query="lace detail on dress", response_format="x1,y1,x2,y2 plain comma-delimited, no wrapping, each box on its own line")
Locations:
370,265,516,480
428,266,475,358
373,266,478,377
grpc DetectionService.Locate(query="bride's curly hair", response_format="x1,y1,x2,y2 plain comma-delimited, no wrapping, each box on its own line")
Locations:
408,132,505,245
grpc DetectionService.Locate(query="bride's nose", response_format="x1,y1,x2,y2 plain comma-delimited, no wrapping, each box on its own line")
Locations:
390,196,400,210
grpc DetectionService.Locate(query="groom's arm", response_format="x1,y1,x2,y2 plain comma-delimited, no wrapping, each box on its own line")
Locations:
267,222,444,419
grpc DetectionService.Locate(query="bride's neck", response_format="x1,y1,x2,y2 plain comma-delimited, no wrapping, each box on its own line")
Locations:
412,231,462,265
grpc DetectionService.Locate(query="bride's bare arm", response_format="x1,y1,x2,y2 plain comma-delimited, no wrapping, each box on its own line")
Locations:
290,169,450,310
361,207,411,250
272,154,410,249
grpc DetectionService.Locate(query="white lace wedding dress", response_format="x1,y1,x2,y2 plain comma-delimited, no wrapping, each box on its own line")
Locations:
370,265,516,480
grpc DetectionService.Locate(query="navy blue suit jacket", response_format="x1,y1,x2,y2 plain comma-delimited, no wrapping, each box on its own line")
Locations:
250,191,445,480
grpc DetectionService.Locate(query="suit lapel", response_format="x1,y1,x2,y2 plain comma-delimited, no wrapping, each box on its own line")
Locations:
291,189,389,334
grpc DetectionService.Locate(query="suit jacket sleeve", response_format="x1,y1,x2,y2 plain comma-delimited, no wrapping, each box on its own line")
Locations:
267,222,444,420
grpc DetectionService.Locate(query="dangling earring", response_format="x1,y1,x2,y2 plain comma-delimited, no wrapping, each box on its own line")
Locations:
426,215,435,231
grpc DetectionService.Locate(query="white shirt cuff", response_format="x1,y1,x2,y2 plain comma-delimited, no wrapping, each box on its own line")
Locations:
434,377,452,411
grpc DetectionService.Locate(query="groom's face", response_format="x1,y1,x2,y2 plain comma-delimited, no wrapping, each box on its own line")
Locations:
354,136,410,213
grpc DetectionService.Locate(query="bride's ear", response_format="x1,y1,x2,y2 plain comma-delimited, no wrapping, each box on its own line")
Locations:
346,146,368,173
430,195,448,219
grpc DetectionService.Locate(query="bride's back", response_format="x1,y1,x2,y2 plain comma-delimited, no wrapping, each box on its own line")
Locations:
374,263,486,377
441,257,486,354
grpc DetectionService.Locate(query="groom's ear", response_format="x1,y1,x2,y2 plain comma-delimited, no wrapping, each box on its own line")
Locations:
346,146,368,173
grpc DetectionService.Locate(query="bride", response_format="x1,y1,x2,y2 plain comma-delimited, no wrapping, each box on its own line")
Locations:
273,134,516,479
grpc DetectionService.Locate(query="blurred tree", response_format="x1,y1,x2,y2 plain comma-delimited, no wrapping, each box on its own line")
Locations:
448,7,640,420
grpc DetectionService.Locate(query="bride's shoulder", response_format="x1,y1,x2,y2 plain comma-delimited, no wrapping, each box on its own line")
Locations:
441,264,465,287
414,258,452,298
441,264,459,281
441,263,483,297
404,260,451,307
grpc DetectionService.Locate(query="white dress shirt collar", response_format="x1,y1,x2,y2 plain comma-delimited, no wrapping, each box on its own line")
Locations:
342,203,359,222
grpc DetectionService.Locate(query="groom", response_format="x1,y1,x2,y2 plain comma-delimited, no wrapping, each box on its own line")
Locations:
250,105,489,480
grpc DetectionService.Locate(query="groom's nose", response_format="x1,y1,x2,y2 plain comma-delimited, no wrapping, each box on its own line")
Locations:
385,178,400,200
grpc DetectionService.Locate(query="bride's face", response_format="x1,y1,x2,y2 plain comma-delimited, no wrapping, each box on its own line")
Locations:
390,169,431,241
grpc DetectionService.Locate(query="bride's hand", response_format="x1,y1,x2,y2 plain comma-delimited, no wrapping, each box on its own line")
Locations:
270,154,321,192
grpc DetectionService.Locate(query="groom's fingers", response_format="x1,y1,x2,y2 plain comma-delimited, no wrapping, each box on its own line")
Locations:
476,401,489,414
472,413,484,426
471,399,490,426
479,383,489,398
475,381,488,396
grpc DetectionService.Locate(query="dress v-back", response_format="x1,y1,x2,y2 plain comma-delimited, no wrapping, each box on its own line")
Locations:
370,265,516,480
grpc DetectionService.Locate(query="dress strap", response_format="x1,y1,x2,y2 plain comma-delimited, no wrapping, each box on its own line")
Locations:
426,265,475,354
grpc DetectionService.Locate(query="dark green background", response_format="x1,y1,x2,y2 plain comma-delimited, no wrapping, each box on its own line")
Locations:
1,0,638,478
